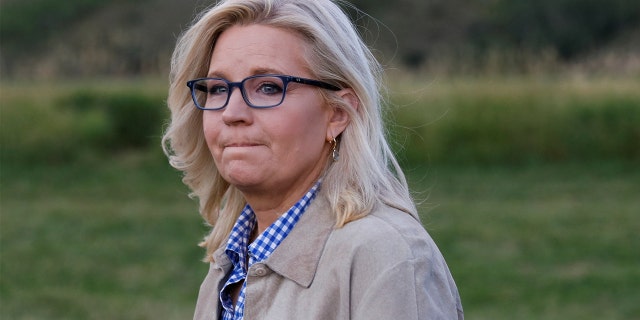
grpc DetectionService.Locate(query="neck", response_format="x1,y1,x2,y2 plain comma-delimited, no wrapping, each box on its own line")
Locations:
242,172,322,235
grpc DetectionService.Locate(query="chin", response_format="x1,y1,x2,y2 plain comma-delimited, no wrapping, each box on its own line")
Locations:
221,170,263,190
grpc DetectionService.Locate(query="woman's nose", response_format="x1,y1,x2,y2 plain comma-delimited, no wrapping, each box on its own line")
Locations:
221,87,253,125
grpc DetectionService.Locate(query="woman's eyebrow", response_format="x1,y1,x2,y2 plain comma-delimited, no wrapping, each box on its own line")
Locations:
206,70,228,78
251,67,282,75
205,67,285,79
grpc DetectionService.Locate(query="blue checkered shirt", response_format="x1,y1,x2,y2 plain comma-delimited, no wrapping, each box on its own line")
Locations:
219,182,320,320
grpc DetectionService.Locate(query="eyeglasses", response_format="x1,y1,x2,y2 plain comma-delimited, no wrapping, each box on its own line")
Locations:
186,74,341,110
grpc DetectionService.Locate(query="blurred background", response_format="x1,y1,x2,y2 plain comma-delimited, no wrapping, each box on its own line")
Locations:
1,0,638,319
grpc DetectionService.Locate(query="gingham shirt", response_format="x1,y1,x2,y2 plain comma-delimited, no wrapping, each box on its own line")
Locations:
220,182,320,320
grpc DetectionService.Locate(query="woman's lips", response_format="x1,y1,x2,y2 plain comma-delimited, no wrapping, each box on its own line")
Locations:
225,142,262,147
222,139,267,150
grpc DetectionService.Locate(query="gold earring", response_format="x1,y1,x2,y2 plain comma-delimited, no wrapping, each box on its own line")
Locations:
330,137,339,162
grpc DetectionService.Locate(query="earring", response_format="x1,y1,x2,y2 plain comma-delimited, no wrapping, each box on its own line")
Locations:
330,137,339,162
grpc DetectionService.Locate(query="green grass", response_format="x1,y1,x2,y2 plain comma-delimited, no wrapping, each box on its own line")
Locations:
2,155,638,319
410,162,640,319
0,154,208,319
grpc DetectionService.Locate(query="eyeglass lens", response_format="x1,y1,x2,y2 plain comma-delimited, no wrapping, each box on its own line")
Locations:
192,76,286,109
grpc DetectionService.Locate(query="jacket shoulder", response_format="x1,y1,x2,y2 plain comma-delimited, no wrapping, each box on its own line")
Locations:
327,203,438,262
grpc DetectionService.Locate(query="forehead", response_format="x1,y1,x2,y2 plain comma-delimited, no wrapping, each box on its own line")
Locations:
208,24,311,79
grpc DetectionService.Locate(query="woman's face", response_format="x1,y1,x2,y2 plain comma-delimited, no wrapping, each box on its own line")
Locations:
203,24,333,198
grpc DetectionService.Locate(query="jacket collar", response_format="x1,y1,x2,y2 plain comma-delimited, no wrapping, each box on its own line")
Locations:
264,195,335,287
212,246,232,272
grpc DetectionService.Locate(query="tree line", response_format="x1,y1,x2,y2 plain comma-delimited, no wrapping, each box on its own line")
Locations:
1,0,638,79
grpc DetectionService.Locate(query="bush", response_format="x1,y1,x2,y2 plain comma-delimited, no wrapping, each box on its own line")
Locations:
58,89,167,150
58,91,166,151
3,78,637,165
1,86,166,164
561,98,640,160
1,96,81,163
388,77,640,165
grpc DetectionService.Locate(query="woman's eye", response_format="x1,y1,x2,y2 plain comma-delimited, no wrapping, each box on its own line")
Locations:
258,83,283,95
208,85,228,95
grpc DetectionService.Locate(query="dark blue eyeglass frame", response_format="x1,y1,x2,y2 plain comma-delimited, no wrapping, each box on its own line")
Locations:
186,74,341,110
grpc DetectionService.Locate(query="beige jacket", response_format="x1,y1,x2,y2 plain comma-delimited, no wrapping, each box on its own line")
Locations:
193,196,464,320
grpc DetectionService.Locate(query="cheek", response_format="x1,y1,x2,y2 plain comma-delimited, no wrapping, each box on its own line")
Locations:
202,113,222,153
277,110,328,154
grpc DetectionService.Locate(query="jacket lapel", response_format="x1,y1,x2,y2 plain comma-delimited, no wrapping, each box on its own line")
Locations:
265,195,335,287
193,248,233,320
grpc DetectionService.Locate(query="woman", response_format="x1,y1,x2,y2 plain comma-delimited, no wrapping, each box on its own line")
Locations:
162,0,463,319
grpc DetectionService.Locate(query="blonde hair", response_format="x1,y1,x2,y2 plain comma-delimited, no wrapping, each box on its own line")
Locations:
162,0,417,262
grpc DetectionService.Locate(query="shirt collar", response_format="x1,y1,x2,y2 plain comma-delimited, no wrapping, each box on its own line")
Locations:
224,205,255,271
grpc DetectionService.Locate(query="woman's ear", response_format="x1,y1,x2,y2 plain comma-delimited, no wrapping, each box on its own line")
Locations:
327,88,359,140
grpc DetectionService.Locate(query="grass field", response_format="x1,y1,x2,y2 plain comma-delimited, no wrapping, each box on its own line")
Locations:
1,77,639,319
2,155,638,319
409,161,640,319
